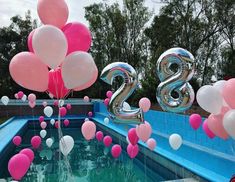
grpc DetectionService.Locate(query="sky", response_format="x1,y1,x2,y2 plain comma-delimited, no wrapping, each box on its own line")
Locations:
0,0,163,28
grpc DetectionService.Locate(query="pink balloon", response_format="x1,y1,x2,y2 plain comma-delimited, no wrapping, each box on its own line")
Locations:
88,111,93,117
37,0,68,28
81,121,96,140
8,154,30,180
55,121,59,129
146,138,156,151
222,78,235,108
139,97,151,112
127,144,139,158
13,136,22,146
207,113,229,140
9,52,49,92
39,116,44,123
111,144,122,158
128,128,139,145
64,119,70,127
40,121,47,129
20,148,34,163
84,96,90,102
17,91,24,99
59,107,67,117
189,114,202,130
104,98,110,106
48,68,70,99
54,100,59,107
103,136,112,147
27,29,35,52
14,93,19,99
31,136,41,149
95,131,104,142
42,101,47,107
28,93,36,102
62,22,92,54
106,91,113,98
28,101,36,108
136,121,152,142
203,119,215,139
66,104,72,110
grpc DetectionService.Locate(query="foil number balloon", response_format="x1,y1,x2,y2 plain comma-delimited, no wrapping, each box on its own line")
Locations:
100,62,144,124
156,48,195,113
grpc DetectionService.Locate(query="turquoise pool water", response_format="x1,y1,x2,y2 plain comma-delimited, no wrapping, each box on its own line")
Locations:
1,127,180,182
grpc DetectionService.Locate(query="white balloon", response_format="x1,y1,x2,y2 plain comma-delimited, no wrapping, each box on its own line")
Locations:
213,80,226,94
21,94,27,102
1,96,9,105
123,102,131,110
59,135,74,156
59,100,64,107
84,118,89,122
104,117,109,124
46,138,54,148
44,106,53,117
50,119,55,125
40,130,47,138
196,85,223,115
169,134,182,150
223,110,235,139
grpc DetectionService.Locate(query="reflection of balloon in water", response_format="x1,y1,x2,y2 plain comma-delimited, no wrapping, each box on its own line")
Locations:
59,135,74,156
169,134,182,150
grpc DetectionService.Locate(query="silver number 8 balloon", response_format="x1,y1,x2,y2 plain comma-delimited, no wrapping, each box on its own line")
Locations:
100,62,144,124
156,47,195,113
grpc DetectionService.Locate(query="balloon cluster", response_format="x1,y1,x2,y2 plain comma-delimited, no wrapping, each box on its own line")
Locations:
9,0,98,99
197,79,235,140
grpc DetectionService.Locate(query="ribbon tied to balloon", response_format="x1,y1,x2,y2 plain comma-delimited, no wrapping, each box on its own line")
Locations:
100,62,144,124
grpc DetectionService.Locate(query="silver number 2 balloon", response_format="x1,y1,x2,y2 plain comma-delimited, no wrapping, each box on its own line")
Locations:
100,62,144,124
156,47,195,113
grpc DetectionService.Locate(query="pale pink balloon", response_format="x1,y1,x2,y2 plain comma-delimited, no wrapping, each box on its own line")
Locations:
9,52,49,92
127,144,139,158
27,29,35,52
40,121,47,129
39,116,44,123
28,101,36,108
8,154,30,180
62,51,98,89
59,107,67,117
139,97,151,112
13,136,22,146
42,101,47,107
37,0,68,28
146,138,156,151
189,114,202,130
95,131,104,142
64,119,70,127
202,119,215,139
66,104,72,110
32,25,68,69
111,144,122,158
14,93,19,99
88,111,93,117
136,121,152,142
81,121,96,140
222,78,235,108
31,136,41,149
207,114,229,140
83,96,90,102
106,91,113,98
20,148,34,163
128,128,139,145
28,93,36,102
104,98,110,106
103,136,112,147
17,91,24,99
62,22,92,54
54,100,59,107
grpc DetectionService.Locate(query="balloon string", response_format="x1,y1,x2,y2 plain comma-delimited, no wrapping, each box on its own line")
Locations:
32,108,36,136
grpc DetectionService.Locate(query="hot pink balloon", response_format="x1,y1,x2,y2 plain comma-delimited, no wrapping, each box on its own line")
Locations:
139,97,151,112
95,131,104,142
81,121,96,140
136,121,152,142
28,101,36,108
31,136,41,149
59,107,67,117
103,136,112,147
40,121,47,129
128,128,139,145
62,22,92,54
28,93,36,102
111,144,122,158
54,100,59,107
55,121,59,129
84,96,90,102
48,68,70,99
27,29,35,52
20,148,34,163
203,119,215,139
147,138,156,151
37,0,68,28
42,101,47,107
106,91,113,98
88,111,93,117
127,144,139,158
104,98,110,106
64,119,70,127
39,116,44,123
66,104,72,110
222,78,235,108
9,52,49,92
189,114,202,130
13,136,22,146
17,91,24,99
8,154,30,180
